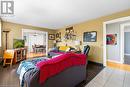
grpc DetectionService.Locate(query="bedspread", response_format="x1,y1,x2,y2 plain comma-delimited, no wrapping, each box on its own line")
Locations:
36,53,86,84
17,57,49,87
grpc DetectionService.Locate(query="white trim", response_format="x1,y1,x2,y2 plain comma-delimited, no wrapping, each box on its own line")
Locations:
103,16,130,66
104,16,130,24
45,32,48,56
22,29,47,34
103,22,107,66
120,24,125,64
125,54,130,56
107,59,121,64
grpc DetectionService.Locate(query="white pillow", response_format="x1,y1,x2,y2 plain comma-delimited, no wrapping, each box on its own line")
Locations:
52,54,62,58
66,48,70,52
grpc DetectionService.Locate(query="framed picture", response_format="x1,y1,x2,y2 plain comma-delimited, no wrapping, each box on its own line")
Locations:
106,34,117,45
55,32,61,42
56,32,61,38
48,34,55,40
83,31,97,42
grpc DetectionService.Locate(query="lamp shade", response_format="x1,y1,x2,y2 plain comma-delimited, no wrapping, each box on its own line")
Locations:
75,40,80,45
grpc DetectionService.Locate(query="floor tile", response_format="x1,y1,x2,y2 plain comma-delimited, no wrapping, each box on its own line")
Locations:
91,67,113,86
85,67,114,87
85,67,129,87
103,69,125,87
124,71,130,87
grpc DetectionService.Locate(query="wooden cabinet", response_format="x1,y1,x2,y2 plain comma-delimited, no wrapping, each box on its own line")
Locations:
13,48,27,64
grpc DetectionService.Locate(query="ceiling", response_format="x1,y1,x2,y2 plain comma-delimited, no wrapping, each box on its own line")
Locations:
1,0,130,29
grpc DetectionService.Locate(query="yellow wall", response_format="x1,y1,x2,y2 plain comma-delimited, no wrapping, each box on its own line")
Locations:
2,21,56,49
56,9,130,63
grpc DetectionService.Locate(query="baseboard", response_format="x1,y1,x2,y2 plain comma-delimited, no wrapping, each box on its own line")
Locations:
88,61,104,67
125,54,130,56
107,59,121,64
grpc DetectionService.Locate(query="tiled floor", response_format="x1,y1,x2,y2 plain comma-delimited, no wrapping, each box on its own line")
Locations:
85,67,130,87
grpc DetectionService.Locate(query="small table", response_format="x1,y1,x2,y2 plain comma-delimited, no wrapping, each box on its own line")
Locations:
34,45,46,53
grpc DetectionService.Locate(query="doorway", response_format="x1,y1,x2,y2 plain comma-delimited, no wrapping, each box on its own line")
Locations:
124,31,130,64
121,23,130,65
22,29,48,58
103,16,130,66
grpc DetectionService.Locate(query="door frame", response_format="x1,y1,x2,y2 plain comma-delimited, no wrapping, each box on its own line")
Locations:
103,16,130,66
120,23,130,64
22,29,48,55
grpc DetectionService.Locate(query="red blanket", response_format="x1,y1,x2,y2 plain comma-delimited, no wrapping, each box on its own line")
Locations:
36,53,87,84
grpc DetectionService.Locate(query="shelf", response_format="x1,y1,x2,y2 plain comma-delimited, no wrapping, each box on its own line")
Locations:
13,48,27,64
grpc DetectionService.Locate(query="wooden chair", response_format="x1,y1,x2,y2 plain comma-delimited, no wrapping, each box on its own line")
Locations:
3,50,15,67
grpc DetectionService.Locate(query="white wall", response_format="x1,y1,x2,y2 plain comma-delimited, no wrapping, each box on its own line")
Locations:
106,23,120,62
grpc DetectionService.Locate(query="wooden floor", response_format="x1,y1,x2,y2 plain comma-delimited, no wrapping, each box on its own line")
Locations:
0,65,19,87
107,61,130,72
27,52,46,58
